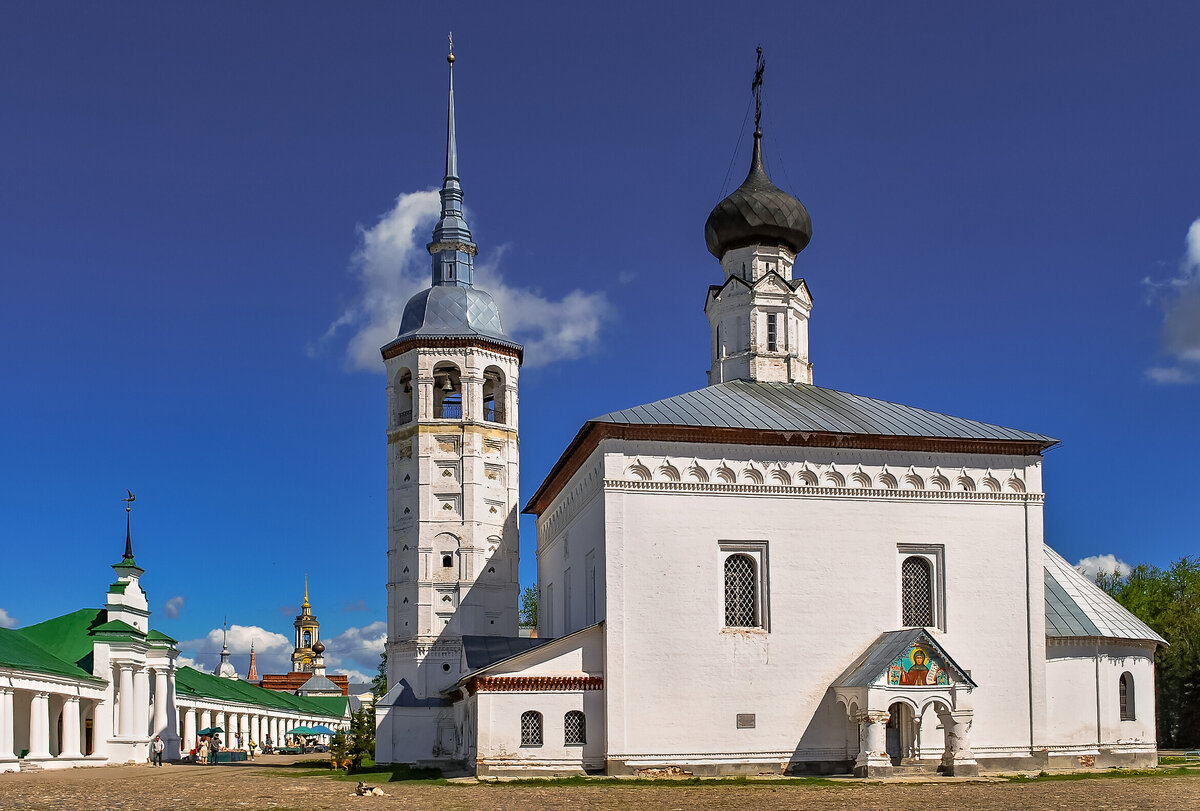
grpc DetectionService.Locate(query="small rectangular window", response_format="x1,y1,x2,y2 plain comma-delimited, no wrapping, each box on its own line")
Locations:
719,541,770,631
767,313,778,352
897,544,946,631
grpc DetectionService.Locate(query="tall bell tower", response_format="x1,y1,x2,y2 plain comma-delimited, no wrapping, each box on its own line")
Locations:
376,41,521,764
291,577,321,672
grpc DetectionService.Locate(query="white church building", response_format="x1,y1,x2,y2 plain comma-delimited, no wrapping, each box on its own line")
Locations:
376,50,1165,777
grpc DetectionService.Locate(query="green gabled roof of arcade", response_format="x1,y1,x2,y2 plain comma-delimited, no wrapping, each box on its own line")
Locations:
14,608,108,674
0,626,102,682
175,666,347,718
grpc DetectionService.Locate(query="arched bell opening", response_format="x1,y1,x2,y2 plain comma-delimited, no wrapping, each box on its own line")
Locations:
482,366,506,424
393,367,414,425
433,363,463,419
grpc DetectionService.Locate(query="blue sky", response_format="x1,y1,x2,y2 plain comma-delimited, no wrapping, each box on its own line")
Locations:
2,2,1197,681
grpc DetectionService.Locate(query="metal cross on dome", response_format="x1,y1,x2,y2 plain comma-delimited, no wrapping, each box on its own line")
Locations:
752,46,765,133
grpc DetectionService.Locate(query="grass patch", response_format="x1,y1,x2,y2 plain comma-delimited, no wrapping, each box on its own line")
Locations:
1005,767,1200,782
273,759,446,784
473,775,846,787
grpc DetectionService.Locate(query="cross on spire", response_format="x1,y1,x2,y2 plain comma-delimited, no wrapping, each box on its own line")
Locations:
752,46,765,135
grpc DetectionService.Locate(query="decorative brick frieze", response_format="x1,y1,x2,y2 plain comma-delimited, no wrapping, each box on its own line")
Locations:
466,675,603,694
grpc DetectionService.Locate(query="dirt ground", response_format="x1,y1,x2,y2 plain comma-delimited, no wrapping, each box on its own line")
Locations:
2,756,1199,811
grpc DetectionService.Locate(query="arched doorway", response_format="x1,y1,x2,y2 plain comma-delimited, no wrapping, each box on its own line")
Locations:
885,702,917,765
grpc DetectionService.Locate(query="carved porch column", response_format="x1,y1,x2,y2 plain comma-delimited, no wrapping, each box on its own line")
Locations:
853,710,893,777
939,708,979,776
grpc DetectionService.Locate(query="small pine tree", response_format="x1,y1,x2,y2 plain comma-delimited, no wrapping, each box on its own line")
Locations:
347,707,376,771
329,730,350,770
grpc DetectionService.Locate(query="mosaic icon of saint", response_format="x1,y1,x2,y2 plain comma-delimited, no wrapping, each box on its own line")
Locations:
900,647,931,685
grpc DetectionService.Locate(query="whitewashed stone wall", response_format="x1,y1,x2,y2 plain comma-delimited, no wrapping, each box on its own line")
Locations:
535,438,1051,773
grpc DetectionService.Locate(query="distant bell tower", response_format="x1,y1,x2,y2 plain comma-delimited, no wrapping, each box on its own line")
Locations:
704,48,815,386
291,578,321,672
377,40,521,763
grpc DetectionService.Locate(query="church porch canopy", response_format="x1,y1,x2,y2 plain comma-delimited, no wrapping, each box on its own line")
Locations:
832,629,978,777
832,628,976,717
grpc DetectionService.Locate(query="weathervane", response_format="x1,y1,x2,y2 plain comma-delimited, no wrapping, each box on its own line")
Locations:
121,489,135,513
752,46,765,134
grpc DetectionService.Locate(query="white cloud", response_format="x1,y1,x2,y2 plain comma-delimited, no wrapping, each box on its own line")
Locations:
322,621,386,675
1146,366,1194,384
0,608,17,629
317,190,612,371
163,595,185,619
1076,554,1133,580
176,621,386,683
330,668,373,685
1145,217,1200,383
178,625,292,676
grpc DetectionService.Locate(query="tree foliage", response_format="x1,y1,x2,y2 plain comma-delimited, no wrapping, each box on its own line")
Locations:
519,585,538,627
1096,556,1200,748
331,707,378,771
372,652,388,701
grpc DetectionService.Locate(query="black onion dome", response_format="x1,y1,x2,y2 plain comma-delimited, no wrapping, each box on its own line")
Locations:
704,133,811,259
312,640,325,655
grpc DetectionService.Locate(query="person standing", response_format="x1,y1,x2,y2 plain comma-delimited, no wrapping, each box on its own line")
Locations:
248,739,256,760
209,736,221,765
197,737,209,766
151,735,165,766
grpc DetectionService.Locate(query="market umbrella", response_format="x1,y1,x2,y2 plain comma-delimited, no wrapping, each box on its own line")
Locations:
287,726,315,735
197,727,224,735
310,725,335,735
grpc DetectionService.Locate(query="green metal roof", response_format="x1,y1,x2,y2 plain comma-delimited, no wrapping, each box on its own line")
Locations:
16,609,107,673
175,667,347,718
92,619,145,637
0,627,101,682
147,629,178,644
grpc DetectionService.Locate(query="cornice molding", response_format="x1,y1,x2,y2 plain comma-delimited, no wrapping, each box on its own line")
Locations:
603,479,1043,503
525,421,1047,516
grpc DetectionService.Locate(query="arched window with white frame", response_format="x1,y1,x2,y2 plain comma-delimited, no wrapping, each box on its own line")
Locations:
564,710,586,745
901,556,934,627
520,710,543,746
1119,672,1135,721
724,554,758,627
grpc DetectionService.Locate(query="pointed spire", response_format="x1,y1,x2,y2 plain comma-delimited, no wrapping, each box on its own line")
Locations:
121,489,136,562
427,33,477,288
445,33,458,182
302,574,310,610
124,509,134,561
